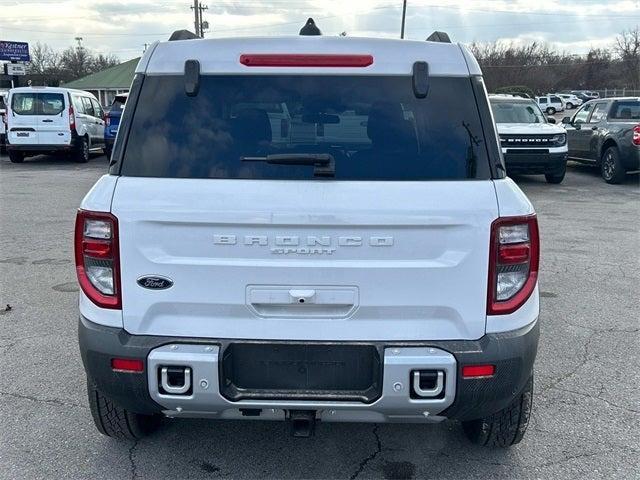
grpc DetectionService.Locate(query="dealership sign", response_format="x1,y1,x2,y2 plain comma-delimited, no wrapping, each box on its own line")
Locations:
0,41,30,62
5,63,26,75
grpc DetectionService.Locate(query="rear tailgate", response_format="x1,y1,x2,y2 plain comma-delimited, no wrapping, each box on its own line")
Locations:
112,178,497,341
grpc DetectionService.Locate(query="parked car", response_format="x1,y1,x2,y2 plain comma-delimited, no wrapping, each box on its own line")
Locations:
490,95,568,183
570,90,599,101
563,97,640,183
5,86,106,163
0,91,7,154
555,93,582,109
535,95,565,115
77,28,540,447
104,93,128,158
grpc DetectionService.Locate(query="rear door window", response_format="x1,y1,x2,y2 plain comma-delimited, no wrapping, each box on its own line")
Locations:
11,92,65,115
119,75,491,180
589,103,609,123
91,98,103,119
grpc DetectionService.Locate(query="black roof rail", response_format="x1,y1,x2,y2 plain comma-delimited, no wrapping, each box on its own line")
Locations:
426,31,451,43
169,30,199,41
300,18,322,36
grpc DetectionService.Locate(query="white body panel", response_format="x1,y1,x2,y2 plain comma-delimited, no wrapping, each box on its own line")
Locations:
139,36,475,77
110,178,500,341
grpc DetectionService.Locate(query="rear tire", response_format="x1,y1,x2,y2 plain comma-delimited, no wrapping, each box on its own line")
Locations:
8,150,24,163
87,379,161,439
73,136,90,163
546,107,556,115
566,102,573,109
462,375,533,448
600,146,625,184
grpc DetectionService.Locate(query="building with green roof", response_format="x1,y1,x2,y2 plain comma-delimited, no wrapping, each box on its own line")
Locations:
64,57,139,106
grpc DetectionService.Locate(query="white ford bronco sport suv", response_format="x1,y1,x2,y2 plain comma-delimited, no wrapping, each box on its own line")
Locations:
490,95,568,184
76,26,540,447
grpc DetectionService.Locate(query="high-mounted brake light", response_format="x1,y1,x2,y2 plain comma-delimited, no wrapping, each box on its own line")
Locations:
487,215,539,315
74,210,121,309
633,124,640,146
239,54,373,68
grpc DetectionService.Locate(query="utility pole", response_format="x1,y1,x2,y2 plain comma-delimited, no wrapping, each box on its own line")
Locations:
75,36,84,49
400,0,407,39
191,0,201,37
198,3,209,36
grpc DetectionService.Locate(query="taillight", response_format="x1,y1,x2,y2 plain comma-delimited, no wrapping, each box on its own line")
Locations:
74,210,121,309
69,105,76,132
633,125,640,146
105,114,110,127
487,215,539,315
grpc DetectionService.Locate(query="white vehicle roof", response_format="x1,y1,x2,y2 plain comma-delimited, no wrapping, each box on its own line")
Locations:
8,86,97,97
137,36,481,77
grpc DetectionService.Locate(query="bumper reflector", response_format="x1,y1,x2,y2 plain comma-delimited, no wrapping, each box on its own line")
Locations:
111,358,144,373
462,364,495,378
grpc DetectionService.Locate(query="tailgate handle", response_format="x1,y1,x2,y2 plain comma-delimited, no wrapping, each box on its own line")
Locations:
289,289,315,304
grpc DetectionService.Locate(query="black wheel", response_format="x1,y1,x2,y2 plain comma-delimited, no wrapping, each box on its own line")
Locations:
546,107,556,115
545,162,566,184
87,379,161,439
566,102,573,109
600,146,625,184
8,150,24,163
73,136,90,163
462,376,533,448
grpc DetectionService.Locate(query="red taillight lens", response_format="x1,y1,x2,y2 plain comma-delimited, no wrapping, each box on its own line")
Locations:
487,215,539,315
462,365,495,378
74,210,121,309
239,54,374,67
111,358,144,373
633,124,640,146
69,105,76,132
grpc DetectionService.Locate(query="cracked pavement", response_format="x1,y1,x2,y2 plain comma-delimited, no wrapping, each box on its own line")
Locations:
0,155,638,479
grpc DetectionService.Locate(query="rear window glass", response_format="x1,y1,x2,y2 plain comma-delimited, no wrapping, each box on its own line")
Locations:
12,92,65,116
110,96,127,112
611,101,640,120
491,101,546,124
119,75,491,180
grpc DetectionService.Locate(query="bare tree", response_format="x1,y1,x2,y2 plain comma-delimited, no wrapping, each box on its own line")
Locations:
613,27,640,89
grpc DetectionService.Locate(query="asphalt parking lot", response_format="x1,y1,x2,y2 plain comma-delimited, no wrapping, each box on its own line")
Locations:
0,153,638,479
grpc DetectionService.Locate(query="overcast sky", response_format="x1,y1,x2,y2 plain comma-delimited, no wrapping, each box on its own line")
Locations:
1,0,639,61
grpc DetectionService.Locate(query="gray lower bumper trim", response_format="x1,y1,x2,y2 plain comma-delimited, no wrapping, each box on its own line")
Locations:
147,344,456,422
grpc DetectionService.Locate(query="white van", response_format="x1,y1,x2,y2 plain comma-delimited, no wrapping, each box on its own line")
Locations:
5,86,105,163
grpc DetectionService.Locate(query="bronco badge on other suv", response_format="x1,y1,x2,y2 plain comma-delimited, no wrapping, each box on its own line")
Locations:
76,24,540,447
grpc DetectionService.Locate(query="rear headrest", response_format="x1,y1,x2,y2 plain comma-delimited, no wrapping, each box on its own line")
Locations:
619,108,632,119
367,102,416,149
232,108,272,147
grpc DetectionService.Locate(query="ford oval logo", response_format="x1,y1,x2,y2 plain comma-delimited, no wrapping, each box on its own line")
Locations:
137,276,173,290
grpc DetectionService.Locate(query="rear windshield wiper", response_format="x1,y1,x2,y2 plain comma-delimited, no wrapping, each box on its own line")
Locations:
242,153,335,177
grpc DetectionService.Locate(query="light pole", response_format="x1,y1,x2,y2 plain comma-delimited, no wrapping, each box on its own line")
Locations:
400,0,407,39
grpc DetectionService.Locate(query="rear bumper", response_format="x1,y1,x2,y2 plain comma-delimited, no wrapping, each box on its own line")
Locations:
79,316,539,422
6,143,75,152
620,145,640,170
504,150,567,175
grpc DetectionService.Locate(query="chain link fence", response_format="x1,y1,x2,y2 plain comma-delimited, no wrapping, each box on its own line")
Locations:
595,89,640,98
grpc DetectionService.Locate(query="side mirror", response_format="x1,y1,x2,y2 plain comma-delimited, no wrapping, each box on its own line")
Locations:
547,117,556,124
561,116,571,124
